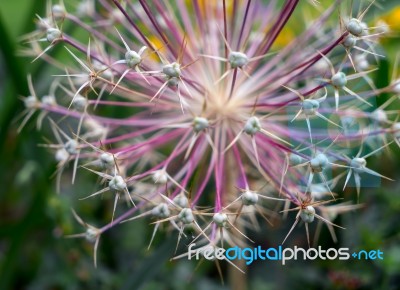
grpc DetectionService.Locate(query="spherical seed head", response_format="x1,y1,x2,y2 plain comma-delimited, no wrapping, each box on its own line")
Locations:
41,95,56,106
109,175,126,191
36,17,51,32
228,51,249,68
163,62,181,78
92,60,112,79
193,117,209,133
125,50,141,68
310,153,328,173
213,212,228,227
300,206,315,223
350,157,367,174
241,190,258,206
342,35,357,48
85,227,98,243
151,203,170,218
289,153,303,166
167,77,179,87
244,116,261,135
360,22,369,36
354,54,369,71
316,153,328,166
64,139,79,155
302,99,319,116
46,28,61,43
24,95,37,109
393,123,400,139
346,18,364,36
393,79,400,94
173,194,189,208
375,20,390,34
178,208,194,224
152,170,168,184
371,109,388,124
52,4,65,19
100,153,114,169
72,95,87,112
55,148,69,162
331,72,347,88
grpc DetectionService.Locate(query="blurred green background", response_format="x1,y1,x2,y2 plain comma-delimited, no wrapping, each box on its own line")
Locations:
1,1,400,290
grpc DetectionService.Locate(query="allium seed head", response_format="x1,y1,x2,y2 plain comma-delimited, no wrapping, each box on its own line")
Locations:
331,72,347,88
178,208,194,224
346,18,364,36
241,190,259,206
109,175,126,191
244,116,261,135
46,28,61,43
228,51,249,69
300,206,315,223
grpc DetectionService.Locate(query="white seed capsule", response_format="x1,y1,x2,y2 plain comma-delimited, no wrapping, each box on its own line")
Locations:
302,99,319,116
228,51,249,69
244,116,261,135
52,4,65,19
316,153,328,166
354,54,369,71
213,213,228,227
289,153,303,166
24,96,38,109
331,72,347,88
371,109,388,124
310,153,328,173
360,22,369,36
178,208,194,224
125,50,141,68
36,17,51,32
392,123,400,139
300,206,315,223
109,175,126,191
152,170,168,184
163,62,181,78
346,18,364,36
92,60,112,79
342,35,357,48
99,153,114,169
64,139,79,155
55,148,69,162
193,117,209,133
350,157,366,174
85,228,98,243
41,95,56,106
46,28,61,43
375,20,390,34
167,77,179,87
173,194,189,208
392,79,400,94
72,95,87,112
151,203,170,218
241,190,259,206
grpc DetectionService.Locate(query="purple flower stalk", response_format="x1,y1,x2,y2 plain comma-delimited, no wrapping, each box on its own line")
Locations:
20,0,399,269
